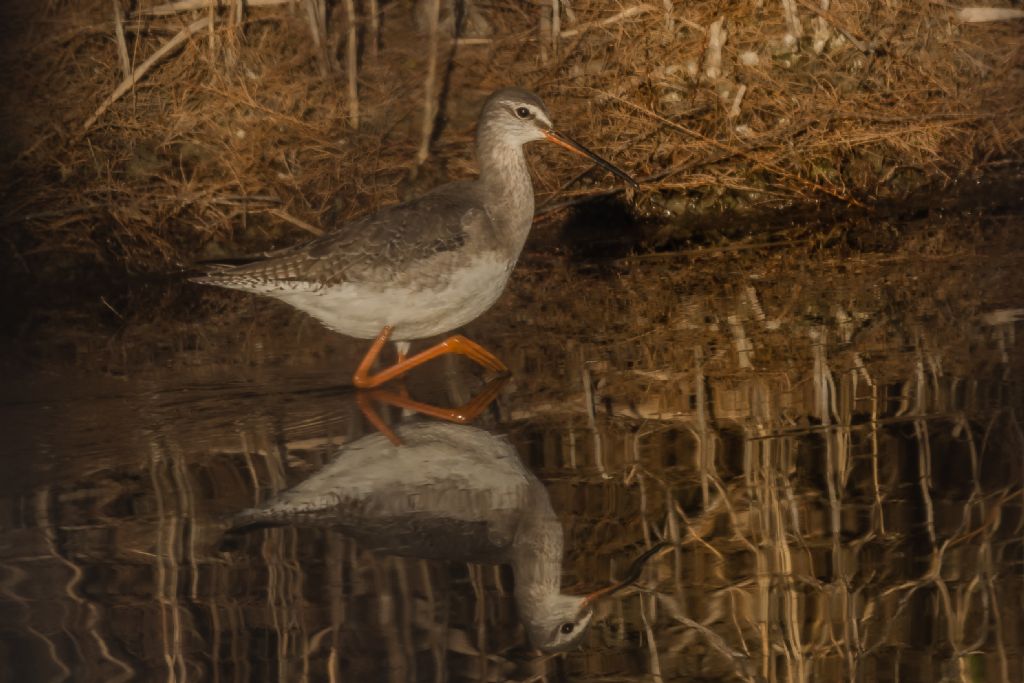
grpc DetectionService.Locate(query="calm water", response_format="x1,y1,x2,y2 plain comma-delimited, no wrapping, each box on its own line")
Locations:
1,211,1022,682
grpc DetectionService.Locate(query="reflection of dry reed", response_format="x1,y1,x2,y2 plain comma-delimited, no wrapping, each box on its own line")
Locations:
487,224,1021,680
3,309,1021,681
0,205,1021,679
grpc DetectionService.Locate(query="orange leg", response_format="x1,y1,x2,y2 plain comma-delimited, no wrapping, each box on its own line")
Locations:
352,325,510,389
366,375,509,424
355,376,509,445
355,391,403,446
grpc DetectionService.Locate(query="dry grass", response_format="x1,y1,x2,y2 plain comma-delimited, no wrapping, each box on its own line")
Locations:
0,0,1022,283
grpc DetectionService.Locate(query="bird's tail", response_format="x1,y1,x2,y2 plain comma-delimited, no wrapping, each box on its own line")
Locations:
217,508,284,552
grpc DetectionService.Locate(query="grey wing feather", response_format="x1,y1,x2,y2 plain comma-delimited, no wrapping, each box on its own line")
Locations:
197,182,493,288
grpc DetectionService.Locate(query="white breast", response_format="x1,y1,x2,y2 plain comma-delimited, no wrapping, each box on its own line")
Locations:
266,254,516,340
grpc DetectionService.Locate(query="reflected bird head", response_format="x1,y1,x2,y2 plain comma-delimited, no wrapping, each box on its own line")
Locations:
521,542,670,651
523,594,595,652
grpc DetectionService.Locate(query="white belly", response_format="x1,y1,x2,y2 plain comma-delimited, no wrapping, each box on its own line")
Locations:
265,255,515,340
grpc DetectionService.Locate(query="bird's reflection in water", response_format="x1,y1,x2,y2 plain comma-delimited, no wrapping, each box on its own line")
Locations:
221,380,658,652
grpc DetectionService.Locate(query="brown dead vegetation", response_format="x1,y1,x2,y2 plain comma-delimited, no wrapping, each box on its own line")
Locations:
0,0,1022,284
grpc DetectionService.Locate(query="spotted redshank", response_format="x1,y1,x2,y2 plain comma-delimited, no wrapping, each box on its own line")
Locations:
221,389,664,651
194,88,636,387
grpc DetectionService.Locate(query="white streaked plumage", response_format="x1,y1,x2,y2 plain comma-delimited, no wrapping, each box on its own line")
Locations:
193,88,634,343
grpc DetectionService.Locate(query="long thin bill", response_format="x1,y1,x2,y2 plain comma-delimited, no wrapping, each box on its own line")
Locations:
544,129,639,188
582,541,670,605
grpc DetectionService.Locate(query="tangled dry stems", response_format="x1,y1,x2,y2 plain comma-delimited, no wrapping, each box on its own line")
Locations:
0,0,1021,282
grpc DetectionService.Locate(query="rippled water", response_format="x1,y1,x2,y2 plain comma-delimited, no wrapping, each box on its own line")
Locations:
1,211,1022,682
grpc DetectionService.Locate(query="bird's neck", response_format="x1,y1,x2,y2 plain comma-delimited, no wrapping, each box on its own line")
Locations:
509,487,563,609
476,139,535,253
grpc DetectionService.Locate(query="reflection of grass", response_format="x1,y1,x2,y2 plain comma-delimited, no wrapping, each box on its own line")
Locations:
539,370,1020,680
1,211,1021,680
490,221,1022,680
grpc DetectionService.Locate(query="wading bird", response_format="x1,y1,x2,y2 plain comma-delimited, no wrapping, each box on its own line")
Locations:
194,88,636,387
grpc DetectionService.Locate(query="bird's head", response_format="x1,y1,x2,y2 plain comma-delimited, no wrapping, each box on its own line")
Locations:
479,88,638,187
518,542,670,652
521,593,595,652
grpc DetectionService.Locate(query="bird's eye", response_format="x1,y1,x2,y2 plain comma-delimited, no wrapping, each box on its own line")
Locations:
514,106,532,119
560,622,575,635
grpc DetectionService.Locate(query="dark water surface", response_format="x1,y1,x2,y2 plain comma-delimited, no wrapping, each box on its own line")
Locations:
1,210,1023,682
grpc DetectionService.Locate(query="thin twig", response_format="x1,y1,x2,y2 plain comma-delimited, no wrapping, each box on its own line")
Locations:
304,0,331,77
551,0,560,55
367,0,380,60
83,16,213,132
792,0,872,53
558,4,658,38
135,0,291,16
416,0,441,165
580,86,866,206
266,208,324,236
112,0,131,79
342,0,359,126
